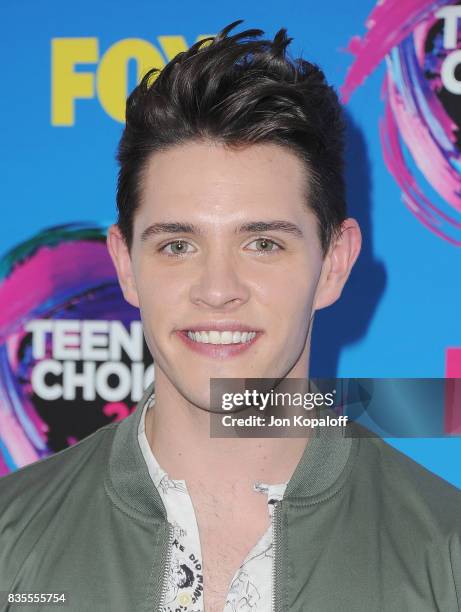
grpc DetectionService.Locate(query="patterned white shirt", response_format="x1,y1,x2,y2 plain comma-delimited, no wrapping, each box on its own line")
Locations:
137,392,287,611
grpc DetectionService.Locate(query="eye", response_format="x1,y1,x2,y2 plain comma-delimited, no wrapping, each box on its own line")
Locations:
159,240,195,257
246,237,282,254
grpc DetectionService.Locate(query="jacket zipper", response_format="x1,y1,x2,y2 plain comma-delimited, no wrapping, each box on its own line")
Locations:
272,500,282,612
157,522,174,611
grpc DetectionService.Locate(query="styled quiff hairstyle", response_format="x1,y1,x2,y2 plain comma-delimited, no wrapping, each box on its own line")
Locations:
116,19,347,256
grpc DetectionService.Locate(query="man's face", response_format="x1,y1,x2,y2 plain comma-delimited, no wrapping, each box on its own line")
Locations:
110,141,351,410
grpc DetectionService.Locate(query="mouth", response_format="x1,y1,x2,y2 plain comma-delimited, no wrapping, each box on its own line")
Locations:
186,329,257,344
176,329,262,358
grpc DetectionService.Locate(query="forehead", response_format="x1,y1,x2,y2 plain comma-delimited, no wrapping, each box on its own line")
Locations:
138,140,310,221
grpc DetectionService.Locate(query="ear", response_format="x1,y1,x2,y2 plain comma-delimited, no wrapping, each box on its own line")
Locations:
313,218,362,311
106,224,140,308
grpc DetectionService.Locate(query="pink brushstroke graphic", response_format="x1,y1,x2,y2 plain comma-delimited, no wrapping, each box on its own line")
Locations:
0,224,151,476
342,0,447,99
0,241,116,341
342,0,461,245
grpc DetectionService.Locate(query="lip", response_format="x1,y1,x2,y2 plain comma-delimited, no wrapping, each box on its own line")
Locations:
175,329,262,359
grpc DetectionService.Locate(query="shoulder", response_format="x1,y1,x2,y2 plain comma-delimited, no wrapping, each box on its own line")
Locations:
0,421,118,523
348,427,461,604
0,421,121,590
350,424,461,532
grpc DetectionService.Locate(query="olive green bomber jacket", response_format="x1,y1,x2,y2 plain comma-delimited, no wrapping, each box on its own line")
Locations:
0,384,460,611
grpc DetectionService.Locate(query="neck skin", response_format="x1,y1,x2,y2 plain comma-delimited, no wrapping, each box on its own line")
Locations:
144,340,313,496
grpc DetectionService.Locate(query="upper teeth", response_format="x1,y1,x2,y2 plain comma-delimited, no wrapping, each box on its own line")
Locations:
187,331,257,344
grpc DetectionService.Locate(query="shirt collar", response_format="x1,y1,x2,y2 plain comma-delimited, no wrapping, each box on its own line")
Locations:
106,382,356,520
137,391,289,499
137,392,168,490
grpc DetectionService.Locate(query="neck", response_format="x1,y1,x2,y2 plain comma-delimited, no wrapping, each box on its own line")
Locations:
144,372,311,490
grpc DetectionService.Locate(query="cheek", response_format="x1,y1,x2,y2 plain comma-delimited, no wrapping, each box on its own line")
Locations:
257,271,316,314
135,264,180,309
135,269,186,350
135,289,170,346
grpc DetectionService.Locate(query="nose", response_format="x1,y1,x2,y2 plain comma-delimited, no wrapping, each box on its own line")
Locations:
189,247,250,310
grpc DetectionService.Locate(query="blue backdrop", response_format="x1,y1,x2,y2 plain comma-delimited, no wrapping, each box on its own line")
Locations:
1,0,460,485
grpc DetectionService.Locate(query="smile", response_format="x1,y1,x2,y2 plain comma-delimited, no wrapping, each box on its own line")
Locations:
176,330,261,358
186,330,257,344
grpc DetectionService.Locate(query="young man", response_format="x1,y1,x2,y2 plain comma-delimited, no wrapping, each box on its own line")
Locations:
1,20,460,612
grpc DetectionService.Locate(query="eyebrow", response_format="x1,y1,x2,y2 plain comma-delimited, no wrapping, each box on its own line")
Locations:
140,220,304,241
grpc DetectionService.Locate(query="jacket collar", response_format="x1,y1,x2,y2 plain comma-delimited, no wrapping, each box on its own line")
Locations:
106,382,356,520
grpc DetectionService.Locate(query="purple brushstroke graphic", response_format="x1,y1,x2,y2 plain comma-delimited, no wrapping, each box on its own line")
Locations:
0,224,149,476
342,0,461,245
